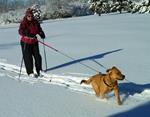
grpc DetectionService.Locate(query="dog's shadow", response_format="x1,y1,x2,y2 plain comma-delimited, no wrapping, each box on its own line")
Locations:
119,82,150,103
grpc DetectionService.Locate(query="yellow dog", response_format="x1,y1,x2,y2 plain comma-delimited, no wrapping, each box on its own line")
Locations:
80,66,125,105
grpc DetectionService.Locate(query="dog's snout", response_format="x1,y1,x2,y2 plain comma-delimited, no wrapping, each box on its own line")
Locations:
122,75,125,79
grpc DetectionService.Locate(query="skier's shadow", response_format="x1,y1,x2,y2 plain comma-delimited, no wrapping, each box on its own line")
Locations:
45,48,123,72
119,82,150,103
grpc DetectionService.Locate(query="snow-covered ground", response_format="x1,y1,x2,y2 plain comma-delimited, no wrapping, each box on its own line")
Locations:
0,13,150,117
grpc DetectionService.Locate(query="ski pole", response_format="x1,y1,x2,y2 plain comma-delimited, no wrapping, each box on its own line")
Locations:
19,56,23,81
42,39,48,71
19,42,26,81
38,40,100,73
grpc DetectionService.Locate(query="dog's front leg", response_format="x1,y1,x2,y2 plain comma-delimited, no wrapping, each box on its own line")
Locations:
114,86,122,105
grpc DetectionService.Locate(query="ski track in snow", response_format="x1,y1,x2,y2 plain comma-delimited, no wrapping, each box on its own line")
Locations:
0,61,150,105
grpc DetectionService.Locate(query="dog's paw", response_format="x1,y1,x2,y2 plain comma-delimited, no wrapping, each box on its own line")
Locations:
118,101,122,105
96,97,108,102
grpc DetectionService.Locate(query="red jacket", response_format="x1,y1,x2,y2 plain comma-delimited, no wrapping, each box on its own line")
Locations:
19,17,45,44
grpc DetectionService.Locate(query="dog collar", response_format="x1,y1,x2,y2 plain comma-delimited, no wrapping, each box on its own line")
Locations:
103,78,114,87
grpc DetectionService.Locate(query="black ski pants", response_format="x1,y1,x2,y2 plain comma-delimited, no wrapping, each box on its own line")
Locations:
21,41,42,75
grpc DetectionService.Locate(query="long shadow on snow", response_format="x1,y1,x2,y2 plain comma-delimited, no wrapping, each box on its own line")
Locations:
119,82,150,103
109,101,150,117
45,49,123,72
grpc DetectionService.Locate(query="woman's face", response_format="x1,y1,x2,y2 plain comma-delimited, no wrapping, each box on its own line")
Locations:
27,14,33,21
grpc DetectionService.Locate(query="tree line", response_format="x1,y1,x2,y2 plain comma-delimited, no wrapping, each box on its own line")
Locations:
0,0,45,13
0,0,88,13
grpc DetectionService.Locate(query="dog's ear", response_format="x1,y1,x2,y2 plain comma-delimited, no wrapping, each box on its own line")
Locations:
106,68,111,73
106,69,109,73
112,66,117,69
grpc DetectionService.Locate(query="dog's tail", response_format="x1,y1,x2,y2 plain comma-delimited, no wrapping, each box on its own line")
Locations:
80,78,92,85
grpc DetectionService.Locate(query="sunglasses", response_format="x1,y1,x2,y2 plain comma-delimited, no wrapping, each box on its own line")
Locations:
27,15,33,18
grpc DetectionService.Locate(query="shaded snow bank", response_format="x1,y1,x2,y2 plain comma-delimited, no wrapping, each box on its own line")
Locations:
109,101,150,117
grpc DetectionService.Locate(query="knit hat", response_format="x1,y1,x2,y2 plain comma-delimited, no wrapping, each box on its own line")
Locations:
25,8,33,16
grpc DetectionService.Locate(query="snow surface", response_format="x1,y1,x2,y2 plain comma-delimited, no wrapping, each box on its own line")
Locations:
0,13,150,117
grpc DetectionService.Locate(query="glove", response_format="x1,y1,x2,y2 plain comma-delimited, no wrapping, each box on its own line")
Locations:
39,31,45,39
24,29,36,38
